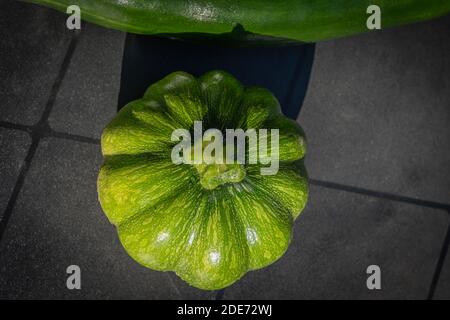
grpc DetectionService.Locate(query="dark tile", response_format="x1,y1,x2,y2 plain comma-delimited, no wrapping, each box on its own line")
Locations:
298,16,450,204
223,185,449,299
0,137,208,299
49,23,125,139
0,128,31,220
0,1,72,125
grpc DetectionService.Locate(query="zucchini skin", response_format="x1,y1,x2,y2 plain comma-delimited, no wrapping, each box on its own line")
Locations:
27,0,450,43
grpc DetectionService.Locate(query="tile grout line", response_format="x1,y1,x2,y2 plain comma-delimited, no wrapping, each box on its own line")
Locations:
310,179,450,211
46,129,100,145
37,32,80,124
0,121,100,145
0,137,40,246
427,219,450,300
1,121,448,211
0,33,79,249
0,121,31,133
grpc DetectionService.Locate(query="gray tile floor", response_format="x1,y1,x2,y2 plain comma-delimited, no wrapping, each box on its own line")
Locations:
48,23,125,139
0,1,449,299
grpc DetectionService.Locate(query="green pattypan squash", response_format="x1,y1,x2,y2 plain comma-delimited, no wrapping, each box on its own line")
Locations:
98,71,308,290
29,0,450,43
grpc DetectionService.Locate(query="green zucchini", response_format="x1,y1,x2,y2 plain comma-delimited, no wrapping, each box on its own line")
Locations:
27,0,450,43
